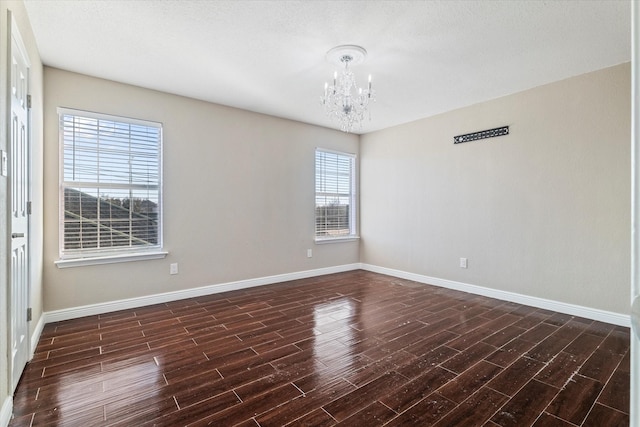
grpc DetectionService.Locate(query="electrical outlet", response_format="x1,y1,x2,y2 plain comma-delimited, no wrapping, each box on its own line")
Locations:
460,258,468,269
170,263,179,275
307,249,312,258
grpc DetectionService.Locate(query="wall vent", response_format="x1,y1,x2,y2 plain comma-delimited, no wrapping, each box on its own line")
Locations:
454,126,509,144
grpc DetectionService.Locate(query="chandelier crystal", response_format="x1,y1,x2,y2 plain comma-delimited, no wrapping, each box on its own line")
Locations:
320,45,376,133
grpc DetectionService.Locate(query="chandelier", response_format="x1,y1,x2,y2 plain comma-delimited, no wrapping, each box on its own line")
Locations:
320,45,376,132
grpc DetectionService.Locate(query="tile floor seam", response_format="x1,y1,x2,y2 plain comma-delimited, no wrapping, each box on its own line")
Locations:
580,349,630,419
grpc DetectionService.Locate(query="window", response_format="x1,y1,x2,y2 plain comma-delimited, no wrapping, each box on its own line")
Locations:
58,108,163,262
315,148,357,240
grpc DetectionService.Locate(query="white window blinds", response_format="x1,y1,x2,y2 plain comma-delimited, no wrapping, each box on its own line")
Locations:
59,108,162,258
315,149,356,239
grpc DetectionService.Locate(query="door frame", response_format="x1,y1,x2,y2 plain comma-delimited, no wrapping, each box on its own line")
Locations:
631,2,639,426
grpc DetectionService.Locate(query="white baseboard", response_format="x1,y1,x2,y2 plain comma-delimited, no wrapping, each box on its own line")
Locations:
361,263,631,327
42,262,630,328
44,263,361,323
0,396,12,427
30,314,46,359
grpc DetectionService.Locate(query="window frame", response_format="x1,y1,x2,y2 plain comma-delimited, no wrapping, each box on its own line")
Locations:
314,148,359,243
55,107,166,268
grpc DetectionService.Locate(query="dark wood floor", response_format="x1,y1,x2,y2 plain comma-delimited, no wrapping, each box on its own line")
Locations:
9,270,630,426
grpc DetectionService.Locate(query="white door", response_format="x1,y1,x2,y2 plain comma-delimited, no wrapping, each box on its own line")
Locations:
8,16,31,392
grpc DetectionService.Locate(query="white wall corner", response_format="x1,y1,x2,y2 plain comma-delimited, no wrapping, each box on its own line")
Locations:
0,396,12,427
44,263,361,324
360,263,631,327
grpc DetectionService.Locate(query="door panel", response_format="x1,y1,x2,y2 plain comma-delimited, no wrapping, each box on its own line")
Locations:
9,19,30,392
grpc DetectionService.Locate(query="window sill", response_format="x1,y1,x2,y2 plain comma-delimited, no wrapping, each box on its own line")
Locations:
314,236,360,244
55,251,168,269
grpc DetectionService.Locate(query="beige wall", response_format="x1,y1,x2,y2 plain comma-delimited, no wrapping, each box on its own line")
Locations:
43,67,359,311
361,63,631,315
1,0,44,412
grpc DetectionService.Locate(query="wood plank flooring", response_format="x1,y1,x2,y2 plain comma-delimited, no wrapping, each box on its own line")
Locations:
9,270,630,426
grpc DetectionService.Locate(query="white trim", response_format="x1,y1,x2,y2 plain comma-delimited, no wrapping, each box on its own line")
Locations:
55,251,168,269
360,264,630,327
30,314,45,359
57,108,164,261
0,396,12,427
41,262,629,329
631,0,640,424
315,148,358,239
314,147,356,157
44,264,360,323
56,107,162,129
315,236,360,244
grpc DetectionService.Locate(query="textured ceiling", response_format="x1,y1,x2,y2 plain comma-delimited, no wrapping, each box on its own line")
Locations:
23,0,631,134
